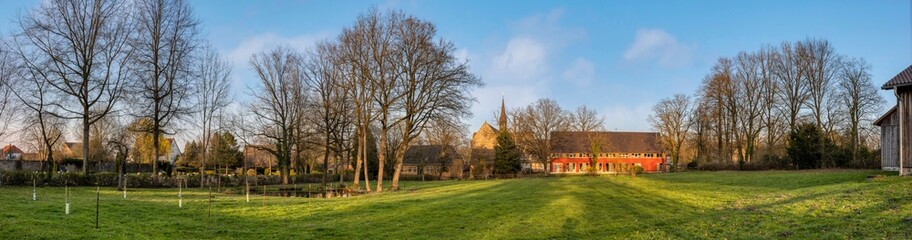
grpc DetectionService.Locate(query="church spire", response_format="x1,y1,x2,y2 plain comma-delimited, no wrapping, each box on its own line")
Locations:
498,95,507,131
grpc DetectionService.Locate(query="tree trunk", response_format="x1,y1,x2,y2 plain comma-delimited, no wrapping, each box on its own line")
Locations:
390,144,406,191
82,116,89,175
353,124,363,189
153,129,160,181
362,154,371,193
322,138,330,187
337,152,344,184
200,150,206,189
376,126,387,193
45,146,55,182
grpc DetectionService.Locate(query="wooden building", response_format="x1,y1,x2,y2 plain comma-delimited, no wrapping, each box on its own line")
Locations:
549,131,666,174
880,65,912,176
874,106,899,171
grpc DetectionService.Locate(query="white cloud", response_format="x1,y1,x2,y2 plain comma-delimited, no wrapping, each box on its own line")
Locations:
623,28,693,68
467,8,589,133
491,37,548,82
562,57,595,87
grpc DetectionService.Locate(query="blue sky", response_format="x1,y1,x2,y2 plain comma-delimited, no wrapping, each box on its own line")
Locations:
0,0,909,135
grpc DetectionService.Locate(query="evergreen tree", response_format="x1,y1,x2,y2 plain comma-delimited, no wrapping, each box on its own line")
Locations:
494,130,521,175
787,123,823,169
176,141,202,168
209,131,241,168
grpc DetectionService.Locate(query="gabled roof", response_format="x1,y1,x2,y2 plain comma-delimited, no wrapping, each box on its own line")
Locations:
550,131,663,154
167,138,181,154
64,142,82,150
403,145,458,165
882,65,912,89
478,121,498,133
874,105,898,127
2,145,24,154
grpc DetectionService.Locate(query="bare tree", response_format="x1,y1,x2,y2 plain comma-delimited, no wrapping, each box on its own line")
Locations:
650,94,692,171
388,14,482,190
18,0,133,174
758,46,785,158
247,46,306,185
569,105,605,132
354,9,399,193
129,0,200,178
700,58,736,163
800,39,841,133
107,118,134,189
305,42,350,186
337,16,379,191
9,42,65,180
0,40,15,142
733,51,765,164
675,39,880,169
836,58,884,166
510,98,569,174
194,46,232,186
690,99,712,163
774,41,809,133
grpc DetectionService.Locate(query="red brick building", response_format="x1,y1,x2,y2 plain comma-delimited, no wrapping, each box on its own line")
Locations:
549,131,666,174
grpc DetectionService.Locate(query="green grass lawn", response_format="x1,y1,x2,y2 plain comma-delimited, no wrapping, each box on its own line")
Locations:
1,170,911,239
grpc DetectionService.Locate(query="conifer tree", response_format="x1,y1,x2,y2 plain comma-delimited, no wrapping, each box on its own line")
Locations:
494,130,521,175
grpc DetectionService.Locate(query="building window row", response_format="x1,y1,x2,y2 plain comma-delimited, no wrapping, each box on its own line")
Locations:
551,153,663,158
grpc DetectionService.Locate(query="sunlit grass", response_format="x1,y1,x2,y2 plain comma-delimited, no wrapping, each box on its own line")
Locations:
1,170,910,239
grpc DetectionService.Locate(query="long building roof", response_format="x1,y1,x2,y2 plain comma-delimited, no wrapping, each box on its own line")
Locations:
550,131,662,154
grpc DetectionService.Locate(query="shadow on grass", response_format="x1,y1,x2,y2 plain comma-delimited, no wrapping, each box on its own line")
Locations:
3,171,911,239
647,170,879,191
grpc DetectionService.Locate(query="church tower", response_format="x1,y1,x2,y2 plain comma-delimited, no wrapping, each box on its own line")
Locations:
498,96,507,131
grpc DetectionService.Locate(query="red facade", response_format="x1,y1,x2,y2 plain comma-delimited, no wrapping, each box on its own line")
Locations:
550,157,665,173
548,131,667,174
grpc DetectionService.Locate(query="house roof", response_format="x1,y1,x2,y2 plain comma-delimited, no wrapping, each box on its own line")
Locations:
167,138,181,154
478,121,498,133
403,145,458,165
874,105,898,127
882,65,912,89
550,131,663,154
2,145,24,154
64,142,82,150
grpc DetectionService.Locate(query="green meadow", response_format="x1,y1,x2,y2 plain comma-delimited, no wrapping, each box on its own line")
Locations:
1,170,910,239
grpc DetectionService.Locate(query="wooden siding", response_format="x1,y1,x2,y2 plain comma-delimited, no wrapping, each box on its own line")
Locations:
880,109,900,171
900,88,912,175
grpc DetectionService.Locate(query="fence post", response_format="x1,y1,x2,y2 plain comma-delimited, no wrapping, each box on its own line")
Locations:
32,175,37,201
95,186,99,229
65,184,70,215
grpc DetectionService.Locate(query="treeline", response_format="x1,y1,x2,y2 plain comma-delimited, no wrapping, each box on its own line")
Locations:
650,39,885,171
0,1,481,192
